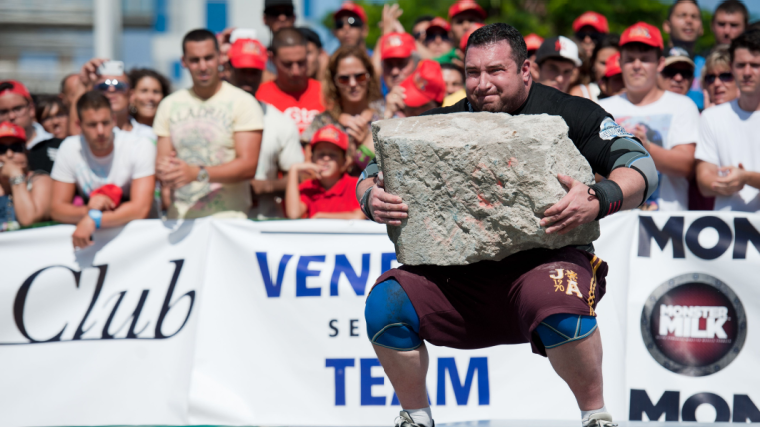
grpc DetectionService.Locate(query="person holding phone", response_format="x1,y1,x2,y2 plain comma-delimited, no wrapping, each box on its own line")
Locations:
69,59,156,144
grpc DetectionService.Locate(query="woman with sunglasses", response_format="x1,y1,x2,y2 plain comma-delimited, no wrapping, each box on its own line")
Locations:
301,46,384,174
702,46,738,109
0,122,52,231
71,59,156,143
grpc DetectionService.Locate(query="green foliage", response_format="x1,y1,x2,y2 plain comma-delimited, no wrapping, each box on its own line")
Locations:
321,0,716,53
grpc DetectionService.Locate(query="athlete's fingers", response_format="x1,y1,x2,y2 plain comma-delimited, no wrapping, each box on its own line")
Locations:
376,210,408,220
542,195,571,223
372,198,408,212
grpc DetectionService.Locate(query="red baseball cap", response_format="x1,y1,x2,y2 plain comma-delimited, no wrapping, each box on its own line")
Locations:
380,32,416,60
460,22,486,52
334,1,367,24
310,124,349,151
620,22,664,50
0,121,27,143
229,38,267,70
604,52,622,78
400,60,446,108
448,0,487,20
572,11,609,34
427,17,450,33
524,33,544,52
0,80,31,101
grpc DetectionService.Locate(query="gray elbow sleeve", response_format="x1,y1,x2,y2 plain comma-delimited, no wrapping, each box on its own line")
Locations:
610,137,659,205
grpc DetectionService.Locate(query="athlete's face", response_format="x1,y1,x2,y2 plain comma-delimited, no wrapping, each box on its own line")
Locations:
464,40,531,113
620,46,664,94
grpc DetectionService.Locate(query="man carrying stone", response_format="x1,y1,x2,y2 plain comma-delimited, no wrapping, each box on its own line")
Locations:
355,24,658,427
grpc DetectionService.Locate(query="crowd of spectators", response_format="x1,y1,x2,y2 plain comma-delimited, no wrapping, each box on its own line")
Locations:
1,0,759,247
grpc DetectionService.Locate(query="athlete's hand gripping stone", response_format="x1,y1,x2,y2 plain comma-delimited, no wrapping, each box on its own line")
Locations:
541,173,600,235
371,172,408,225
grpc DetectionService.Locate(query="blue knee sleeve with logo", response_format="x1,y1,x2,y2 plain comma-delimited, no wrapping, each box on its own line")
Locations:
536,313,597,349
365,279,422,351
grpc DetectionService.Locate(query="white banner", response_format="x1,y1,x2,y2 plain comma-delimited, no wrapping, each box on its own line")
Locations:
625,212,760,423
0,213,758,425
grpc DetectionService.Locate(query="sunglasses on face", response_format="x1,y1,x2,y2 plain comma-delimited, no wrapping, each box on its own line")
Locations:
661,67,694,80
96,79,129,93
575,31,603,43
265,7,294,18
335,16,363,29
413,31,424,40
705,72,734,84
336,72,369,85
425,31,449,43
1,142,25,154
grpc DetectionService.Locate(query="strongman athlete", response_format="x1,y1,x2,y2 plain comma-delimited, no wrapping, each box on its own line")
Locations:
355,24,658,427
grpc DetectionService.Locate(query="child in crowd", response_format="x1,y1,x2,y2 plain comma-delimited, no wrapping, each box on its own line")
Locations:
285,125,365,219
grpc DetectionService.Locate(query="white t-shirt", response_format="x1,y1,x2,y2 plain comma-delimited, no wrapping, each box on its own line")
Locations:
696,99,760,212
600,91,699,211
51,129,156,198
249,102,305,219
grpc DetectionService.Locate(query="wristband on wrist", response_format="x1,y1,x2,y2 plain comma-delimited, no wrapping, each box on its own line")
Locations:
360,185,375,221
588,180,624,220
88,209,103,229
9,175,25,187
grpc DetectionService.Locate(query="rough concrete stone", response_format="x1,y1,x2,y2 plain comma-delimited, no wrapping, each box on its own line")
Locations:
373,112,600,266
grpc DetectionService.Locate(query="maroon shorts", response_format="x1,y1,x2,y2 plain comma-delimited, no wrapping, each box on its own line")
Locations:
372,247,608,356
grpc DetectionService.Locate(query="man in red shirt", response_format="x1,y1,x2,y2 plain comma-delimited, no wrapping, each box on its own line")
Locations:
285,124,364,219
256,28,325,134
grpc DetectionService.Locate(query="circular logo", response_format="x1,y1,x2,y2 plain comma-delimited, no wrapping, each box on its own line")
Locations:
640,273,747,377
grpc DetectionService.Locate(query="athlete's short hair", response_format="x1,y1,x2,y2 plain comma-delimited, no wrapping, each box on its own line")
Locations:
713,0,749,25
182,29,219,55
730,29,760,63
465,23,528,68
270,27,307,55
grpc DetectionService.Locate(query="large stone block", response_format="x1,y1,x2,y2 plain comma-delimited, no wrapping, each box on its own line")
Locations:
373,112,600,266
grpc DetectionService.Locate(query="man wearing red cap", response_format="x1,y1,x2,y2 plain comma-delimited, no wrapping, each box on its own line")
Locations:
228,37,305,219
600,22,699,212
424,17,453,58
358,23,656,427
573,11,609,61
434,0,486,65
333,1,369,50
0,80,53,149
285,124,364,219
379,32,419,109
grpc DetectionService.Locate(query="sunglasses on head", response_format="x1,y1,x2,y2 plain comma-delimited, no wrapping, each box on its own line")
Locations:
96,79,129,93
335,16,363,29
336,72,369,85
1,141,25,154
705,72,734,84
425,31,449,43
661,67,694,80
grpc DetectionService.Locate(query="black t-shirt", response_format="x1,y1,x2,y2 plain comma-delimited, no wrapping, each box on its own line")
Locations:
27,137,63,175
422,82,621,177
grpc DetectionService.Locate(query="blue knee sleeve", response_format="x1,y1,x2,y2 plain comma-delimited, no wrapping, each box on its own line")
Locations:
536,313,597,349
365,279,422,351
